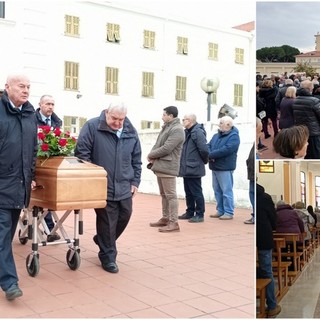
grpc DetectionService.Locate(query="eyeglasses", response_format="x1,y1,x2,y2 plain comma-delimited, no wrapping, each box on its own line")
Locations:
182,118,189,121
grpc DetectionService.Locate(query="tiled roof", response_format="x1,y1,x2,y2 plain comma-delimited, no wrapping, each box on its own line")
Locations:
232,21,255,32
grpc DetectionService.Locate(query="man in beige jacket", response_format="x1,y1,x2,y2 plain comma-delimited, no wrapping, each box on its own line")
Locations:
147,106,185,232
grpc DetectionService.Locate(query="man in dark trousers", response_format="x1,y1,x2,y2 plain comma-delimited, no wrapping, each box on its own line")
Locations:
0,73,38,300
178,113,208,223
256,183,281,317
75,102,142,273
35,95,62,242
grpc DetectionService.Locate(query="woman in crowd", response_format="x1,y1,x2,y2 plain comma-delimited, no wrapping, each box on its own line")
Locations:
279,86,296,129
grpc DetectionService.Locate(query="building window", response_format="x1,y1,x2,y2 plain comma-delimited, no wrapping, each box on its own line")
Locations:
141,120,160,130
235,47,244,64
143,30,155,49
301,171,306,204
177,36,188,55
106,23,121,43
0,2,5,18
142,72,154,98
105,67,119,95
64,15,80,37
63,116,87,136
176,76,187,101
64,61,79,91
233,83,243,107
208,42,218,60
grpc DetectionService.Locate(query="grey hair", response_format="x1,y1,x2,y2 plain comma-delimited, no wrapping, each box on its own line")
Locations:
107,101,127,114
184,113,197,124
219,115,234,127
276,200,286,207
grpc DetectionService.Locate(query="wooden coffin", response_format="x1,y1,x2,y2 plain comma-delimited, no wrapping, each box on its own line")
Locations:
30,157,107,210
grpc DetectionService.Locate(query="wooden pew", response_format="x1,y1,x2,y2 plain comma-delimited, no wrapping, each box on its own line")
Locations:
272,232,303,285
272,237,291,301
256,278,272,318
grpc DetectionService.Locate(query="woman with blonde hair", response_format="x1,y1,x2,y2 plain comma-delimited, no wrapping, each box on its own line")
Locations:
279,86,296,129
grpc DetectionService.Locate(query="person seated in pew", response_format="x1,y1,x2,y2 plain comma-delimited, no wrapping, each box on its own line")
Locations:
275,200,305,271
293,201,315,245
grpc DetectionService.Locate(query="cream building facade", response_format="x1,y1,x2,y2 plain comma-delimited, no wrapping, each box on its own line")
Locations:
0,1,255,208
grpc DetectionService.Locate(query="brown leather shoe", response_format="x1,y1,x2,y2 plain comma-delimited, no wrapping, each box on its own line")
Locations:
158,222,180,232
149,217,169,227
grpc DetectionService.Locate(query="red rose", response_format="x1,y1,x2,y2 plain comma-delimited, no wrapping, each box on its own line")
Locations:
41,125,51,134
41,144,49,151
54,127,62,136
38,132,45,140
58,138,67,147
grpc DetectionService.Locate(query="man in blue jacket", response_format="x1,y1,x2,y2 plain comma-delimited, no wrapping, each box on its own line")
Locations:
208,116,240,220
75,102,142,273
0,73,38,300
178,113,208,223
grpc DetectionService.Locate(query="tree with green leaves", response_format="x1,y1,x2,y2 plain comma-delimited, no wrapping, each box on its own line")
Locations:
257,45,300,62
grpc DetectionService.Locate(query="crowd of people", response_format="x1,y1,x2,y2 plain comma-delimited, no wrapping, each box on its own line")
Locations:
256,73,320,159
256,71,320,318
0,72,253,301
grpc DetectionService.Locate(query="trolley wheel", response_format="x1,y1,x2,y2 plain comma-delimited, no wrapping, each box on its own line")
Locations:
66,249,81,270
18,229,28,245
26,253,40,277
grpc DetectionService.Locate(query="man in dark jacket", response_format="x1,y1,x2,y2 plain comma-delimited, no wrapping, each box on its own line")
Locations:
292,79,320,159
178,113,208,223
208,116,240,220
75,102,142,273
256,183,281,317
0,74,38,300
244,142,255,224
36,95,62,242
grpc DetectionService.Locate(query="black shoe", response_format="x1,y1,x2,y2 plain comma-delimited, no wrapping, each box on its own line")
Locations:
178,213,194,220
102,262,119,273
47,232,61,242
5,284,23,301
188,216,204,223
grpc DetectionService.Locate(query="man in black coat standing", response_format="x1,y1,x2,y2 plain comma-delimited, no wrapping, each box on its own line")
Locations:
256,183,281,317
178,113,208,223
292,79,320,159
0,73,38,300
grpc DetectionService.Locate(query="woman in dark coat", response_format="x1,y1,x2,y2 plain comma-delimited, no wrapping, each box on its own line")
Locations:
259,79,279,139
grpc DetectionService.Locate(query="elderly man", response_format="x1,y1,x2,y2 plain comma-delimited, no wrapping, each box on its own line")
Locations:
75,102,142,273
208,116,240,220
178,113,208,223
0,73,38,300
292,79,320,159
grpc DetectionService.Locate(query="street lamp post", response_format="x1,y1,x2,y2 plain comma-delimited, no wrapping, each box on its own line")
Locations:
200,77,220,122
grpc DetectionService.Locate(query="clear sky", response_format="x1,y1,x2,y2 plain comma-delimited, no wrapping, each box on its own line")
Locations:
257,1,320,53
110,0,255,29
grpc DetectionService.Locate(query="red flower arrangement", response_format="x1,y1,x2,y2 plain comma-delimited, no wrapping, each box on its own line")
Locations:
37,125,77,157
